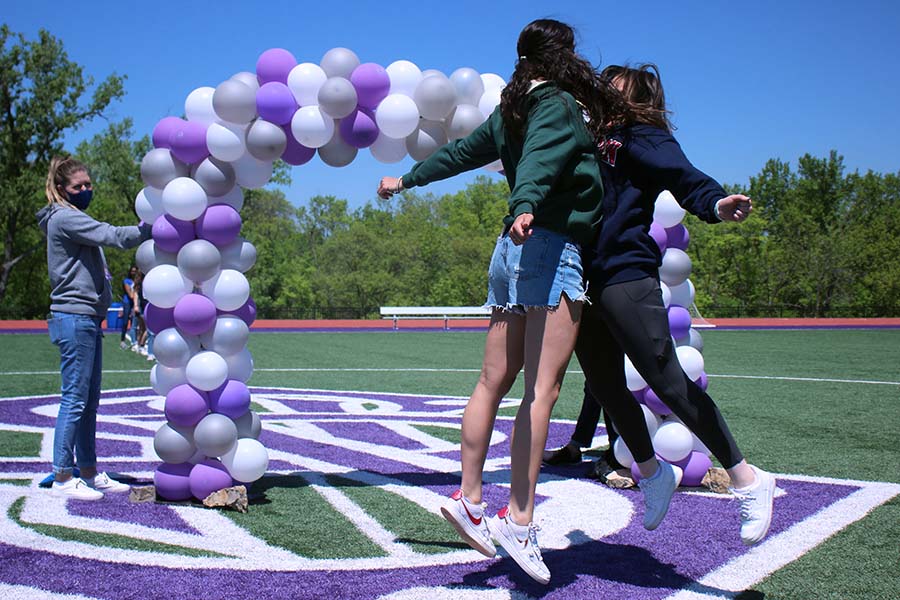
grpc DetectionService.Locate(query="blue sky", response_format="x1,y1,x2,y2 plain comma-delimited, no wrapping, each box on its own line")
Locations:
6,0,900,209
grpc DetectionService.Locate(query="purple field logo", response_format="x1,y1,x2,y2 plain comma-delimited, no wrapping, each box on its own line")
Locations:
0,387,897,600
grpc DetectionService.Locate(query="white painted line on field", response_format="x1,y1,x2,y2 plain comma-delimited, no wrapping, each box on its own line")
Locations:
709,373,900,386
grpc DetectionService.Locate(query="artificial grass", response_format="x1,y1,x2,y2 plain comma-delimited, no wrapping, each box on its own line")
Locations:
412,424,462,445
0,430,42,457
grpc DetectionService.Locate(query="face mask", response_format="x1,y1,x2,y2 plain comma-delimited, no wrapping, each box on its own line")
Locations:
67,189,93,210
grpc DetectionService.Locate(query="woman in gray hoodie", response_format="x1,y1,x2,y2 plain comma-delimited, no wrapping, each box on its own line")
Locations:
37,156,151,500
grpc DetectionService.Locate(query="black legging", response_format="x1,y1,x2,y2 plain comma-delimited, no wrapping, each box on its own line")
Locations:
575,276,743,469
570,381,618,449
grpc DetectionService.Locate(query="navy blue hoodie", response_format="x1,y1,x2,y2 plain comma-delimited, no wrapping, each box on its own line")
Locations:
587,124,726,287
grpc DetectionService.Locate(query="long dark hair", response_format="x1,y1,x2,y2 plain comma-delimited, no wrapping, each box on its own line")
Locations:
601,63,674,132
500,19,625,141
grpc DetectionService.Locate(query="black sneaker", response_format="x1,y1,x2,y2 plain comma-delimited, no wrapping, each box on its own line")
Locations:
542,443,582,465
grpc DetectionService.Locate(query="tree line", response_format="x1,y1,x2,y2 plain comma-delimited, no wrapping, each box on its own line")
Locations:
2,26,897,319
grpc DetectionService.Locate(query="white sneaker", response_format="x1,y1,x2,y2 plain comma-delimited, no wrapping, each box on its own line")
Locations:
146,353,156,362
139,346,148,356
489,506,550,585
639,460,682,530
51,477,103,500
85,471,131,493
731,465,776,545
119,340,129,350
131,343,140,353
440,489,496,557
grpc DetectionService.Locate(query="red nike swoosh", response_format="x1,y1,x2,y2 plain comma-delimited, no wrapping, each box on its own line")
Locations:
462,500,482,526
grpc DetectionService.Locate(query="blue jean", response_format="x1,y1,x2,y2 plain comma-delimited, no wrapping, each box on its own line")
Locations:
47,311,104,476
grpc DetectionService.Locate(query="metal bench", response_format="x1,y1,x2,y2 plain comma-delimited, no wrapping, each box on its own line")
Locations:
379,306,492,330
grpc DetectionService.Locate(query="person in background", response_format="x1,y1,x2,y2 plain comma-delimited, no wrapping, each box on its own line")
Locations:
37,156,151,500
120,265,138,349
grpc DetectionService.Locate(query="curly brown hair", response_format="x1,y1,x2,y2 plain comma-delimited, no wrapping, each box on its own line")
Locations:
500,19,627,142
601,63,674,132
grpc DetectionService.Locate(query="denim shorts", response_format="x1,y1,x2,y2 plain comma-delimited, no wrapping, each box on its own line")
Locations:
485,227,586,312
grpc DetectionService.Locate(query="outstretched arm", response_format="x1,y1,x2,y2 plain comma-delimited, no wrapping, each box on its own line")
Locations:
715,194,753,222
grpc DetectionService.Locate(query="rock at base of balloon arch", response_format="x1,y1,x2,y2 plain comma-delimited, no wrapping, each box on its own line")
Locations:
129,486,157,503
587,458,637,489
701,467,732,494
203,485,248,513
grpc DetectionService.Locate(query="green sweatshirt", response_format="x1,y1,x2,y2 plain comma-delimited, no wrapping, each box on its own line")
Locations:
401,81,603,245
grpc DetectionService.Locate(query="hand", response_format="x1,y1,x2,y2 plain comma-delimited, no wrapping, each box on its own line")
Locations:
377,176,403,200
716,194,753,222
509,213,534,245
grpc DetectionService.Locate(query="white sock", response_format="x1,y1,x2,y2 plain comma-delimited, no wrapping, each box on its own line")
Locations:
506,512,530,539
461,495,483,517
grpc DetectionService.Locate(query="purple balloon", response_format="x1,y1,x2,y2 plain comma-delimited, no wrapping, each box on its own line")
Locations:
152,215,196,254
145,303,176,334
195,205,242,247
256,82,297,125
281,126,316,166
155,462,193,501
208,379,251,419
168,121,209,164
165,384,210,428
649,222,668,254
350,62,390,109
631,387,647,404
644,388,672,416
220,297,257,326
152,117,185,149
630,462,644,483
675,451,713,486
189,458,233,500
256,48,297,85
173,293,217,336
339,108,379,149
666,224,690,251
668,305,692,341
695,371,709,391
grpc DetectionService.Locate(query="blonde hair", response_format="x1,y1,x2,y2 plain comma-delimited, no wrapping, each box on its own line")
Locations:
45,156,89,207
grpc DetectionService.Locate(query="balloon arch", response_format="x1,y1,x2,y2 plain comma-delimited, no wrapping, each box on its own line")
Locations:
136,47,708,502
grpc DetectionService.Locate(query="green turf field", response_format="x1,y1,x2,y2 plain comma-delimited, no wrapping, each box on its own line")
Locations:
1,328,898,599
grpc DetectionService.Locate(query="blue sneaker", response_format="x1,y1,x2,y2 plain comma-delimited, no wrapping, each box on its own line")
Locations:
639,460,682,530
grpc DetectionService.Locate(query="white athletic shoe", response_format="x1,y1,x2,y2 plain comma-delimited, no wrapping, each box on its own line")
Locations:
440,489,496,557
639,460,682,530
731,465,776,545
119,340,130,350
51,478,103,501
130,343,140,353
85,472,130,493
489,506,550,585
138,345,148,356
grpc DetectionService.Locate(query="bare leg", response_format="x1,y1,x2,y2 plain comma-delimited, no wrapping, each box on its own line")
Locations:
508,297,581,525
727,460,756,489
460,309,525,503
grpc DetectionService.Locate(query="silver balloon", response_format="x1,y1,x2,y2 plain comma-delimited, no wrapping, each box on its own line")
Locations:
414,74,457,121
245,118,287,161
318,129,358,167
213,79,257,124
230,71,260,92
200,315,250,356
317,77,358,119
191,157,236,197
154,327,201,368
320,47,360,79
193,413,238,458
153,423,196,464
177,239,222,284
135,239,177,274
446,104,484,140
226,348,254,383
141,148,190,190
406,120,448,161
234,410,262,439
220,237,257,272
449,67,485,106
421,69,444,79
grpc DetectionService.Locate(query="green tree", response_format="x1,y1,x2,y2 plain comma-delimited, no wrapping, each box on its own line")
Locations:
0,25,125,308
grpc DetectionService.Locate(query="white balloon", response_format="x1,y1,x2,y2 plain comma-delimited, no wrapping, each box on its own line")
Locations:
612,437,634,469
230,71,260,92
660,281,672,308
153,327,201,368
162,177,208,221
185,86,218,125
150,363,187,396
221,438,269,483
676,345,705,381
406,120,448,161
206,121,246,162
369,132,407,164
480,73,506,92
659,248,693,287
201,269,250,311
692,433,711,456
449,67,485,106
287,62,328,107
134,187,165,224
652,421,693,462
385,60,422,97
225,348,254,383
478,87,502,120
291,105,335,148
185,350,229,391
653,190,686,228
413,74,457,121
208,185,244,213
687,329,704,352
641,404,661,438
375,93,420,139
669,279,695,308
483,159,504,173
231,153,273,189
219,237,257,272
623,354,647,392
142,264,192,308
446,104,485,140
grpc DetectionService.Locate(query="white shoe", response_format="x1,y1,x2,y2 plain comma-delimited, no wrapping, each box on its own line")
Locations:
85,472,131,493
731,465,776,545
139,346,148,356
489,506,550,585
51,477,103,500
440,490,496,557
639,460,682,530
119,340,129,349
146,353,156,362
131,343,140,353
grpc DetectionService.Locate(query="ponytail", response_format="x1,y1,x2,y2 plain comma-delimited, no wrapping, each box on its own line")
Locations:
45,156,88,207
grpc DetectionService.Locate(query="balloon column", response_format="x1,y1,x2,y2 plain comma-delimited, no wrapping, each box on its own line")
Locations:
612,190,713,486
140,48,507,501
